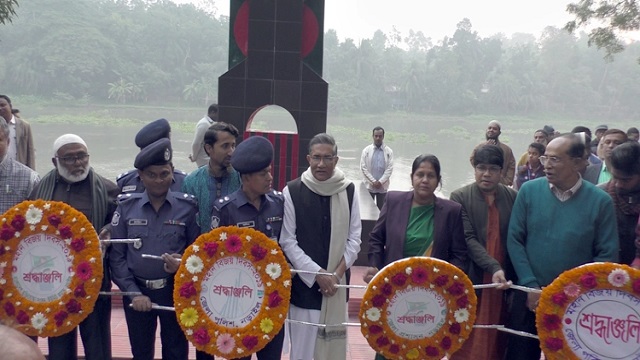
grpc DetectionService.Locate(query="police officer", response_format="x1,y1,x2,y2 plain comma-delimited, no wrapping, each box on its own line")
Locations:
117,118,187,193
109,138,199,360
212,136,285,359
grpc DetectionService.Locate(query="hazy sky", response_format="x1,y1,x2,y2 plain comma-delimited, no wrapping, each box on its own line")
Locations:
184,0,576,41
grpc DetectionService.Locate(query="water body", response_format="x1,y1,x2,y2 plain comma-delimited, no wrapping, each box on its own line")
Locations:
27,108,635,200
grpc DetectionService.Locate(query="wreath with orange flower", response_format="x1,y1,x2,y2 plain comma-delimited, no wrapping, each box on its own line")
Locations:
537,262,640,360
360,257,477,360
173,226,291,358
0,200,103,337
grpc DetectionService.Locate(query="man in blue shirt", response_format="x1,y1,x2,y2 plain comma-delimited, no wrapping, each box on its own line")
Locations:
110,138,199,360
212,135,285,359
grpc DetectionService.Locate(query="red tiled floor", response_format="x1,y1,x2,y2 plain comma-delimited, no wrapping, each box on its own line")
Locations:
37,266,375,359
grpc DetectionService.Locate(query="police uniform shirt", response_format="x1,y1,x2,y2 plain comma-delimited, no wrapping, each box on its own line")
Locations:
212,189,284,240
116,169,187,194
109,190,199,293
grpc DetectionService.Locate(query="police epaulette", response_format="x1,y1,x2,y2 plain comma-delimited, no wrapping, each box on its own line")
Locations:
116,171,131,181
116,192,142,204
174,192,198,206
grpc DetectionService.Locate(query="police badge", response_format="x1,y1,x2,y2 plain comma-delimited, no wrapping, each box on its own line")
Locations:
211,216,220,229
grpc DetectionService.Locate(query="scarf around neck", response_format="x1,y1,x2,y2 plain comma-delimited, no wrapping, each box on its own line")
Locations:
301,167,351,360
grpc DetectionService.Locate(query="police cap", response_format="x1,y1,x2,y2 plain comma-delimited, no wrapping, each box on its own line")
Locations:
134,138,172,170
135,118,171,149
231,136,273,174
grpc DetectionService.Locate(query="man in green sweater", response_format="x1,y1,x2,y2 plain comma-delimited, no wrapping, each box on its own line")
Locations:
506,133,619,360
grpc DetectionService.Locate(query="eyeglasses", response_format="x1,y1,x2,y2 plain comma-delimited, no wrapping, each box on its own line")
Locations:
310,155,336,164
56,154,90,165
539,156,562,166
475,165,501,174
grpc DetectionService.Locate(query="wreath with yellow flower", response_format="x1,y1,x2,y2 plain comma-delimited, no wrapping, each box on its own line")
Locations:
537,262,640,360
0,200,103,337
173,226,291,358
360,257,477,360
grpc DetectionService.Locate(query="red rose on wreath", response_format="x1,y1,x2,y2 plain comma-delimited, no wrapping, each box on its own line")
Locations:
0,225,13,241
59,225,73,239
449,323,461,335
369,325,383,334
441,336,452,350
551,292,568,306
633,279,640,294
543,314,561,331
425,346,439,356
448,282,465,296
74,284,86,298
580,272,597,289
242,335,258,350
392,273,407,286
47,214,61,227
4,301,15,316
204,242,219,257
66,299,82,313
389,344,400,354
179,281,197,298
435,274,449,287
456,295,469,308
251,244,267,261
16,310,29,324
193,328,210,346
376,336,390,347
70,238,86,252
381,283,393,296
545,337,564,351
372,294,386,307
11,215,26,231
268,291,282,307
54,311,68,326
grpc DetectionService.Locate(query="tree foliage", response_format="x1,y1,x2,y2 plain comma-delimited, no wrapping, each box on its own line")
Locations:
2,0,640,120
565,0,640,60
0,0,18,25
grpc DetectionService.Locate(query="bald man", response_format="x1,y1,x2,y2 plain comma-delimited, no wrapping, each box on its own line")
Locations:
469,120,516,186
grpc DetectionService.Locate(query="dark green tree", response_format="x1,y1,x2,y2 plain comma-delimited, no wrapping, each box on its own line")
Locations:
0,0,18,25
565,0,640,60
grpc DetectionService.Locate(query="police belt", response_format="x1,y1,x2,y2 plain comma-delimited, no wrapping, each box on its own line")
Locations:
134,276,170,290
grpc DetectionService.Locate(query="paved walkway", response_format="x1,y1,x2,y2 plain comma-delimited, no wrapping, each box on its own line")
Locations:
37,267,375,359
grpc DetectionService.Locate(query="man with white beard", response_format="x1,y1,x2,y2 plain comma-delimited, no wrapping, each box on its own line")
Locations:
30,134,119,360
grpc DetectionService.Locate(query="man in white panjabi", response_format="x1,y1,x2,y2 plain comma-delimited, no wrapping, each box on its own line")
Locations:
280,133,361,360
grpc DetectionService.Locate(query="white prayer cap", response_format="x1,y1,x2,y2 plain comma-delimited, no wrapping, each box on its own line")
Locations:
53,134,87,156
488,120,501,129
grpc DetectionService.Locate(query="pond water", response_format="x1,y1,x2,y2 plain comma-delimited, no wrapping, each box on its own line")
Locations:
27,107,636,200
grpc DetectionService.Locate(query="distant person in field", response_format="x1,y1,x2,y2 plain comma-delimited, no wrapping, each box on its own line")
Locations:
516,129,548,167
593,129,628,184
571,126,601,165
0,95,36,170
515,142,545,190
189,103,218,168
627,127,639,142
361,126,394,210
469,120,515,186
592,124,608,156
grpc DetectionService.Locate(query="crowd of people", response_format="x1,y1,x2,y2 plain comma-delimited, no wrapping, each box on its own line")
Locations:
0,94,639,360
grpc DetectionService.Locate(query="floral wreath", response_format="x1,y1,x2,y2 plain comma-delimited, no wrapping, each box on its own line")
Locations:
0,200,103,337
360,257,477,359
537,262,640,359
173,225,291,358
